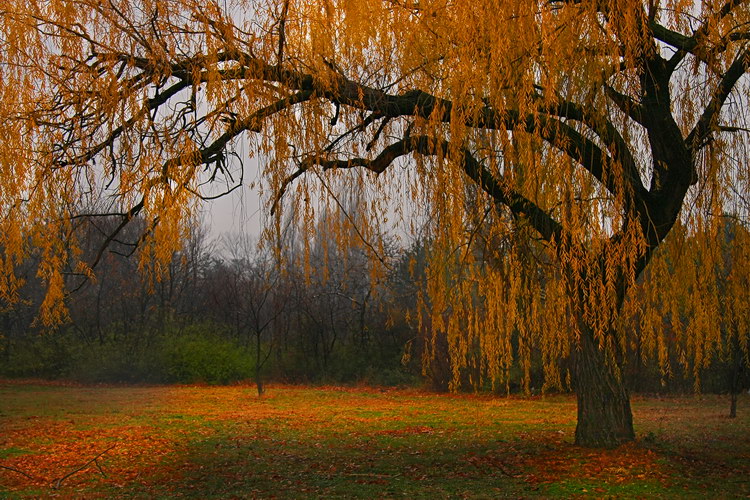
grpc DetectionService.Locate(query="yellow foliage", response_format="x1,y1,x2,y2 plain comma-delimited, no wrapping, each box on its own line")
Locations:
0,0,749,392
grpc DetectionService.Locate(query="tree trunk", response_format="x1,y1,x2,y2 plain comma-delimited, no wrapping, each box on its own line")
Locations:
728,351,742,418
728,335,744,418
256,331,264,397
256,371,264,397
573,327,635,448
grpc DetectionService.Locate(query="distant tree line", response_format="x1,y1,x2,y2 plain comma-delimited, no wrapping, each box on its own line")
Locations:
0,208,419,392
0,209,747,402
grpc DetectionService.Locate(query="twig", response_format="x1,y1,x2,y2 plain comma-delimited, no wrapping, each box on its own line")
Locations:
495,463,516,478
277,0,289,65
345,472,399,478
0,464,38,481
52,444,116,489
94,458,107,478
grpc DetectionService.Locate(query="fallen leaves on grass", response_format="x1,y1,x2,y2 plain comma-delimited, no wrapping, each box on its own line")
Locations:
0,381,748,498
521,442,672,487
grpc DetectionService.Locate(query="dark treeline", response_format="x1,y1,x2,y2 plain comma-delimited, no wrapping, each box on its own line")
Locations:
0,211,746,398
0,211,421,392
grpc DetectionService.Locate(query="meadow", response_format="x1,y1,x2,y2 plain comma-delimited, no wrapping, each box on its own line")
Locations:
0,380,748,498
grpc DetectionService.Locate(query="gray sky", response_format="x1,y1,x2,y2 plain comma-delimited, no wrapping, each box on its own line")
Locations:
204,182,264,239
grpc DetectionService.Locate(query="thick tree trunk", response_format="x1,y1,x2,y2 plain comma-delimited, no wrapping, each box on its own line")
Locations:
573,327,635,448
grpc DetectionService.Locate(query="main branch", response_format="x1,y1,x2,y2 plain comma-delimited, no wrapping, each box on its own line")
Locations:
274,135,567,245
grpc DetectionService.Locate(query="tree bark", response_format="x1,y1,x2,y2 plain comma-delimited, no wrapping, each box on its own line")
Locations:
573,327,635,448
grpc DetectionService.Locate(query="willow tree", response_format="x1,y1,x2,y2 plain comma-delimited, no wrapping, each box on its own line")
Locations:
2,0,750,447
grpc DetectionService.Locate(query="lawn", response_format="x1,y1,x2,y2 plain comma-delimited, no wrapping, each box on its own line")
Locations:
0,380,748,498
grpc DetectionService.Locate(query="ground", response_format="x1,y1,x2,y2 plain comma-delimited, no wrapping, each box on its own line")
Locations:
0,380,748,498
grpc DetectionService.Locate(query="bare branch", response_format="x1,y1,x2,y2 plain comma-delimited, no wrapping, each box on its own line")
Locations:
687,47,750,152
0,464,38,481
88,198,144,272
52,444,116,489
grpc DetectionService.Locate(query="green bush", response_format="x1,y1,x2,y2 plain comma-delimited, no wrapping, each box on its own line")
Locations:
264,341,418,387
160,333,254,384
68,340,166,384
0,334,73,379
1,323,421,387
1,325,256,385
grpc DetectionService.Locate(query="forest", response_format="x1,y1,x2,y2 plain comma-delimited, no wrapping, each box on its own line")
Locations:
2,209,747,402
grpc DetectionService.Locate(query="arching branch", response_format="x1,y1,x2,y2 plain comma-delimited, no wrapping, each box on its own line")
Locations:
142,51,639,206
687,46,750,152
653,0,750,72
274,135,566,245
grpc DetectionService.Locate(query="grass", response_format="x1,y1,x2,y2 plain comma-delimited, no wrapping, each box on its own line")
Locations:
0,380,748,498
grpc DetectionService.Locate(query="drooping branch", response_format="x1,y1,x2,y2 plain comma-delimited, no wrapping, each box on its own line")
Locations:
139,50,638,206
274,135,566,245
687,46,750,152
652,0,750,72
271,135,421,214
308,136,421,174
53,77,191,168
27,2,745,277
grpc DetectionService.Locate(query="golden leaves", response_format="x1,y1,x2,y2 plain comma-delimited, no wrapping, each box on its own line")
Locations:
0,0,749,396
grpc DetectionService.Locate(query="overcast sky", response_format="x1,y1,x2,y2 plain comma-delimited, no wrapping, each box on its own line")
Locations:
204,182,263,239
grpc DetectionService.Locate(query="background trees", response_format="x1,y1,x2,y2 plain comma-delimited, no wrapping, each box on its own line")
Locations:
2,0,750,447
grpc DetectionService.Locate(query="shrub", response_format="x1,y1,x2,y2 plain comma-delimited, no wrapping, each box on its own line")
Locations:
1,324,257,385
160,333,254,384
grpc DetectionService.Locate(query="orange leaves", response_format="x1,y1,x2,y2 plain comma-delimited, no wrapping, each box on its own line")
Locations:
1,382,749,497
521,443,670,487
0,418,176,491
375,425,434,437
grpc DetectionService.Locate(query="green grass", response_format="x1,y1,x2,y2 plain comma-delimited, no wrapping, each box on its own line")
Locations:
0,448,31,460
0,381,748,498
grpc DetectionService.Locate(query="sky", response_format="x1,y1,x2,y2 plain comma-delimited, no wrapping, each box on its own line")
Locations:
204,180,264,239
